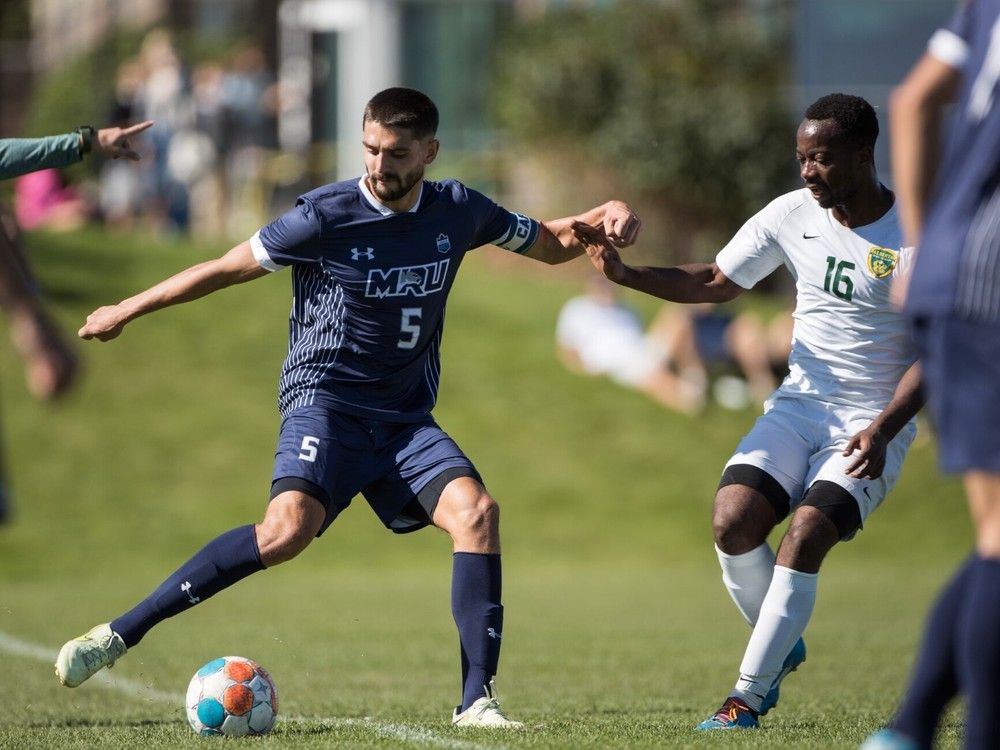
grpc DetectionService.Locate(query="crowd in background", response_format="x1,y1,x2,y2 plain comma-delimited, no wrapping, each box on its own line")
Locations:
15,28,280,239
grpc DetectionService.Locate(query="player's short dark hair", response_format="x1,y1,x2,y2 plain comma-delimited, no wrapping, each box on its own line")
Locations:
363,87,439,139
804,93,879,150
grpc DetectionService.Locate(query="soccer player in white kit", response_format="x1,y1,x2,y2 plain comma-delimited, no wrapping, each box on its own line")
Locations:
578,93,924,730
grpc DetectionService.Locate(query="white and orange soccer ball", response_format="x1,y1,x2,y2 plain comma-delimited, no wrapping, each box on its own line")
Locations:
185,656,278,736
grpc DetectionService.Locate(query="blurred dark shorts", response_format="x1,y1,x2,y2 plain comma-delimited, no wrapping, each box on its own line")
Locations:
912,315,1000,473
270,406,481,535
693,312,733,365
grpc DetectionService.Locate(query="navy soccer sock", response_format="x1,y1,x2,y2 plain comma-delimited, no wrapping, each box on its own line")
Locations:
891,556,972,747
958,556,1000,750
451,552,503,712
112,524,264,648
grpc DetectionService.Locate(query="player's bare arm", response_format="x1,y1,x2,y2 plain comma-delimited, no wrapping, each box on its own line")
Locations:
79,241,269,341
889,54,960,247
843,362,925,479
889,54,961,308
521,200,641,264
575,222,742,303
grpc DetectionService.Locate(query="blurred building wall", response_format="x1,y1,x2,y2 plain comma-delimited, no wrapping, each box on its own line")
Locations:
277,0,511,181
794,0,954,183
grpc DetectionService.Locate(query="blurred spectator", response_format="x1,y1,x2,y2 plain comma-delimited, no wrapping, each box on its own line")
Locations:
15,169,87,231
0,209,78,523
101,59,150,228
220,44,279,237
557,276,791,412
650,303,791,409
137,29,191,232
0,121,150,523
96,32,280,239
556,275,705,413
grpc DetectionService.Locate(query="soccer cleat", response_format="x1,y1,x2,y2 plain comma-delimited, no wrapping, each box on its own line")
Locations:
55,623,127,687
695,696,760,730
759,637,807,716
452,680,524,729
859,728,919,750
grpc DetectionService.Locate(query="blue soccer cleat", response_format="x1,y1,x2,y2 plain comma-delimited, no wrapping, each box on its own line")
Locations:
859,728,919,750
695,696,760,730
759,637,806,716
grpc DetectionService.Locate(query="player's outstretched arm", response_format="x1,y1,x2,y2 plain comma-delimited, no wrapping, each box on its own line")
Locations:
79,241,269,342
843,362,925,479
522,200,641,265
574,222,743,304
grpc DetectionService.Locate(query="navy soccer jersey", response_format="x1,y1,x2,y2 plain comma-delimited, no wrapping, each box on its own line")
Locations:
250,177,539,420
906,0,1000,323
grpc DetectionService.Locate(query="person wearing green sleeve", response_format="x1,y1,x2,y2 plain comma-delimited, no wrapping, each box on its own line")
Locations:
0,120,153,180
0,118,150,522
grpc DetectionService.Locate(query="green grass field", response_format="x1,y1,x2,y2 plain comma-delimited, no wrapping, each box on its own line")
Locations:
0,228,971,748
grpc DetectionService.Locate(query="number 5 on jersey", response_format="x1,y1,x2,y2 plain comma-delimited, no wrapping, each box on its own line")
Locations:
398,307,422,349
299,436,319,462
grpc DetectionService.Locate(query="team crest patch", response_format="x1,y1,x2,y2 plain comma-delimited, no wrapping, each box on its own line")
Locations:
867,246,898,279
436,233,451,254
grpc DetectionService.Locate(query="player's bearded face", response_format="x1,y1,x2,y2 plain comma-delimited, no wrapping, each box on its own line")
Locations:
368,163,424,202
363,122,437,203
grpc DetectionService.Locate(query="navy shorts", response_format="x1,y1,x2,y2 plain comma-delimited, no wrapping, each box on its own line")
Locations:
913,315,1000,473
270,406,481,535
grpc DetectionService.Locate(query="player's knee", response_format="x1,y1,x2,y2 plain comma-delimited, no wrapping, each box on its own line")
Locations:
256,493,325,565
255,517,315,565
712,483,778,554
777,507,840,571
457,491,499,538
712,505,745,553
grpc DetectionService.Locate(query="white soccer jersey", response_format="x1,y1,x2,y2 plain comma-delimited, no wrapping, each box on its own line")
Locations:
716,188,915,412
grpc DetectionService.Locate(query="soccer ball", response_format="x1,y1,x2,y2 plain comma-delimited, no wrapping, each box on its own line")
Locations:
185,656,278,736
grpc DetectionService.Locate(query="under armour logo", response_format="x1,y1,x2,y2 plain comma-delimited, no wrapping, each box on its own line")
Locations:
350,247,375,261
487,628,501,640
181,581,201,605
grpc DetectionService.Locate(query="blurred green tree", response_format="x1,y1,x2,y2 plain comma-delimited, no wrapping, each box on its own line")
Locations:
494,0,794,254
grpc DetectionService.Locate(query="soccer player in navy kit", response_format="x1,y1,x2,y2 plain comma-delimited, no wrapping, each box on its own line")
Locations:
863,2,1000,748
54,87,641,727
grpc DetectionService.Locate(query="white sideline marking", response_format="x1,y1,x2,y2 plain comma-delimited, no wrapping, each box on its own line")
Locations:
0,630,492,749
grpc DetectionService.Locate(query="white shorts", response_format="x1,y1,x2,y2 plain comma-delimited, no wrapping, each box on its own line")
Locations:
607,335,665,387
723,394,917,529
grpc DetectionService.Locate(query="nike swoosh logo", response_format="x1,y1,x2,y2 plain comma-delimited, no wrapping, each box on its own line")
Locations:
802,232,820,239
862,487,872,501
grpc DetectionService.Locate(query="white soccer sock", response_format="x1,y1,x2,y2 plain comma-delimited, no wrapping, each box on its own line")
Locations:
733,565,817,712
716,542,776,626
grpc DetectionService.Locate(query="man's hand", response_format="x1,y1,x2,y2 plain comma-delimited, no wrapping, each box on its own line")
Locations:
79,304,130,341
601,200,642,247
96,120,154,161
843,425,889,479
573,222,629,284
